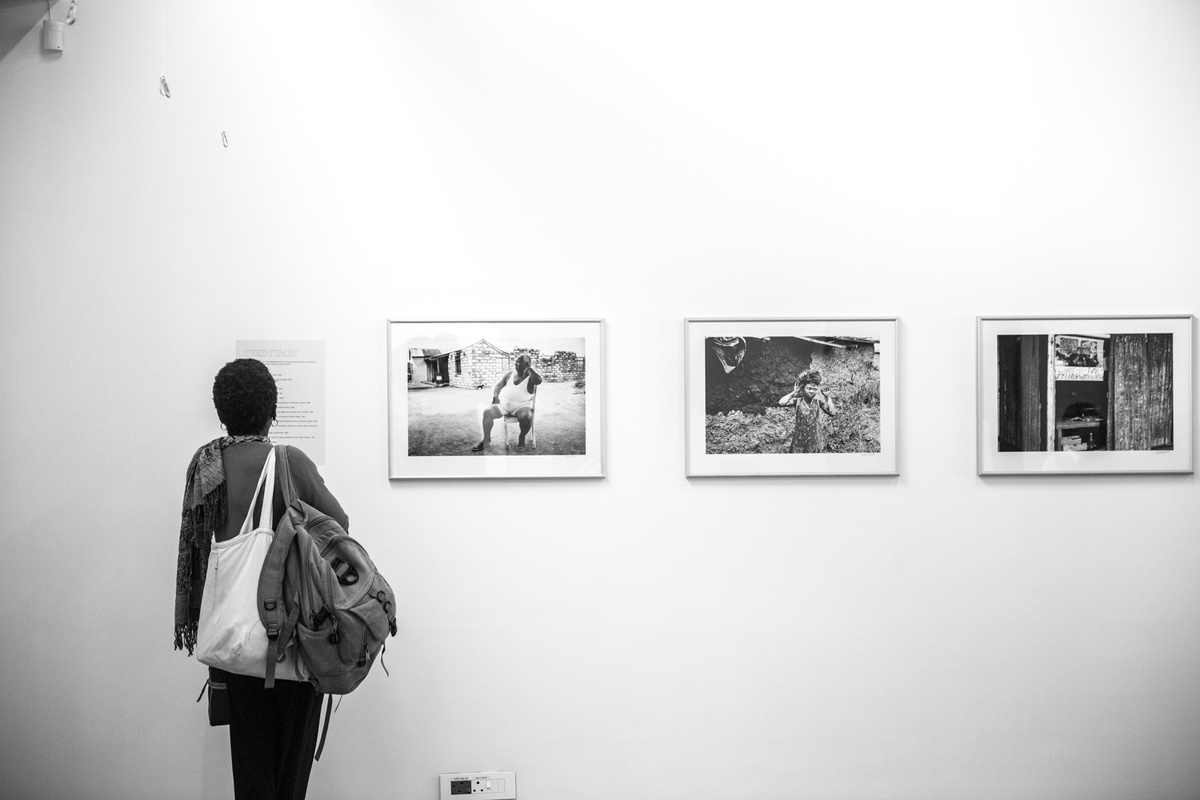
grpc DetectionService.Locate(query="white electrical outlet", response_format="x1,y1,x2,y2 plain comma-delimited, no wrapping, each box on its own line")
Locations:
439,771,517,800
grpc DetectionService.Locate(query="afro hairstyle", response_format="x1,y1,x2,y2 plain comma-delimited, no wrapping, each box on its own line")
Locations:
212,358,277,435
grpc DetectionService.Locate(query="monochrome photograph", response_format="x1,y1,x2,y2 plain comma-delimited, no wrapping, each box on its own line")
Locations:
685,318,898,477
978,315,1194,475
388,320,605,479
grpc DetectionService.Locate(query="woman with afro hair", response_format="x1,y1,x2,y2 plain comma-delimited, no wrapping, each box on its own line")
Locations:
175,358,348,800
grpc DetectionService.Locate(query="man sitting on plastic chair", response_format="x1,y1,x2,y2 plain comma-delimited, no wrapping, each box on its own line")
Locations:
471,354,542,453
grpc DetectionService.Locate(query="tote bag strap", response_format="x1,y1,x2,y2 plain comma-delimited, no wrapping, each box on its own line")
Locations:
237,447,278,536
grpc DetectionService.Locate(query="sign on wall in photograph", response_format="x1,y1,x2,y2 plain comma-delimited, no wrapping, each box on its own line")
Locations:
387,320,605,479
684,317,899,477
236,340,326,464
976,315,1195,475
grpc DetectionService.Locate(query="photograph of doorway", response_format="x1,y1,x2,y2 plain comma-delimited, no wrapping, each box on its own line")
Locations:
977,315,1194,475
996,332,1173,453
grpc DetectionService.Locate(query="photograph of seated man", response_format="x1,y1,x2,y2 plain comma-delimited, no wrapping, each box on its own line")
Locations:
472,353,543,452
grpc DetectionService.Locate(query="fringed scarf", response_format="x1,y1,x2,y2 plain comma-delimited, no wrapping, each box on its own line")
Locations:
174,435,270,655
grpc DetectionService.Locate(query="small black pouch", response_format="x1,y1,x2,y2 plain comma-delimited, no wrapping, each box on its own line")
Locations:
197,667,231,726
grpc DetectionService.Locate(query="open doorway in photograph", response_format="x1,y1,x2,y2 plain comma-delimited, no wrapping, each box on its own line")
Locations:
979,316,1193,475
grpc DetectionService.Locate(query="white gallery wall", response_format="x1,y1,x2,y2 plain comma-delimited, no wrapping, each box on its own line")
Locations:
2,2,1199,798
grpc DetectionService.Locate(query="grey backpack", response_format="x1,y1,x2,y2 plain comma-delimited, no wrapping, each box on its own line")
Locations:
258,446,397,752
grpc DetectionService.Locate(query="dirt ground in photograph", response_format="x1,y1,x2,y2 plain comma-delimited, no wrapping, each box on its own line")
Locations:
407,381,587,456
706,405,881,454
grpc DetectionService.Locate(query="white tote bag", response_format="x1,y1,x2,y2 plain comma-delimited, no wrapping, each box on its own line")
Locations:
195,448,304,681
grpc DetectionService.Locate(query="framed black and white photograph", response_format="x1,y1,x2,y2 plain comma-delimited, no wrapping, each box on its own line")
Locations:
977,315,1194,475
684,317,899,477
388,320,605,479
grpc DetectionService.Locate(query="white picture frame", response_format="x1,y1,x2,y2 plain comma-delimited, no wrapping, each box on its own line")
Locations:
684,317,899,477
977,314,1194,475
388,319,605,480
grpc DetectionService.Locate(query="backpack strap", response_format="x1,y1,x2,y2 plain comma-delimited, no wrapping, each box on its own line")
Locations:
260,445,300,689
314,694,335,761
274,444,299,506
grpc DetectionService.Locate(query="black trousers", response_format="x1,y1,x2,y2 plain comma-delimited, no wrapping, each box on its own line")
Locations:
226,672,324,800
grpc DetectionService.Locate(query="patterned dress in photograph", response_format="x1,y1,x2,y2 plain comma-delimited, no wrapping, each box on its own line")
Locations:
790,396,833,453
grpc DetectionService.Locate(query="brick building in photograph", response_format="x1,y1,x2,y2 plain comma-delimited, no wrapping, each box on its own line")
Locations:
409,340,586,390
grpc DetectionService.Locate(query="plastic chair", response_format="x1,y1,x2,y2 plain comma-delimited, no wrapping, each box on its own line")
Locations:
502,394,536,451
